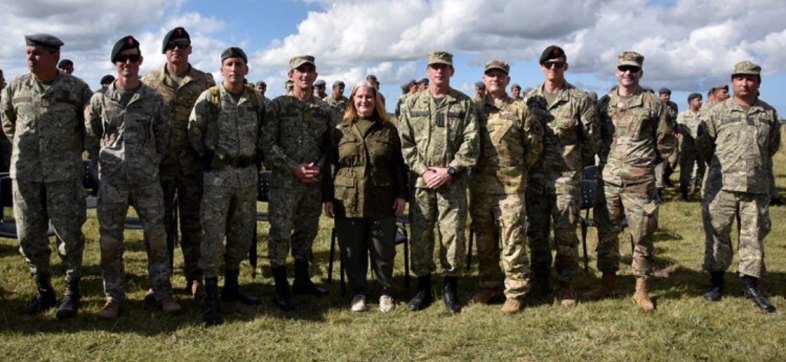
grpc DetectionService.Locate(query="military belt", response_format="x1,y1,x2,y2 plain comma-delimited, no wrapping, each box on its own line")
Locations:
214,154,257,168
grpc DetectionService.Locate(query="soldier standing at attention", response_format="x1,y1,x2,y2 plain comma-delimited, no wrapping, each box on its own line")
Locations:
675,93,703,200
142,26,215,300
586,51,675,311
263,55,334,311
524,45,600,307
698,61,780,313
654,88,678,193
1,34,92,320
189,47,265,326
86,36,179,319
470,60,542,314
398,51,479,314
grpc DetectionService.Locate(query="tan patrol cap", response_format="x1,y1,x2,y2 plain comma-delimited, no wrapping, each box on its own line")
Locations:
484,60,510,74
732,60,761,76
428,51,453,66
289,55,316,69
617,51,644,68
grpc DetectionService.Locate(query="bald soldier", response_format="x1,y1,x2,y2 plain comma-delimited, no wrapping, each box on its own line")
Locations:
1,34,92,320
587,51,676,311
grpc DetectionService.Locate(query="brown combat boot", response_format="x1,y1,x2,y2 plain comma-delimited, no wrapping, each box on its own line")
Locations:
500,298,523,314
585,272,616,301
159,295,182,315
557,280,576,308
98,299,121,319
633,276,655,311
470,288,504,305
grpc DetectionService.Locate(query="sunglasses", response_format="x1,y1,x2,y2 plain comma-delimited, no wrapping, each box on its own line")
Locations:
166,40,191,50
115,54,141,63
542,61,565,69
617,65,640,73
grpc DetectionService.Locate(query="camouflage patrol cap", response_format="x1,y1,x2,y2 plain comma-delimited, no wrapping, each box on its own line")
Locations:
161,27,190,53
289,55,315,69
25,33,64,51
333,80,345,87
617,51,644,68
314,79,326,88
510,83,521,90
539,45,566,64
428,51,453,66
484,60,510,74
111,35,140,63
658,88,671,95
732,61,761,76
710,84,728,92
418,77,429,84
221,47,247,63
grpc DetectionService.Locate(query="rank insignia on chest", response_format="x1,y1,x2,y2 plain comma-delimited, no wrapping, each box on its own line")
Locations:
41,98,49,107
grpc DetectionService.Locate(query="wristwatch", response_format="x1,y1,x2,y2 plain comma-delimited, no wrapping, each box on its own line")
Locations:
447,166,457,176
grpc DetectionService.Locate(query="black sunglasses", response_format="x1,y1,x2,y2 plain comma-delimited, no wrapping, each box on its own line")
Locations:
115,54,141,63
167,40,191,50
617,65,640,73
542,61,565,69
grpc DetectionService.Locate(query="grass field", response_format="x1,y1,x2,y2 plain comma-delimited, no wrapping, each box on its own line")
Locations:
1,136,786,361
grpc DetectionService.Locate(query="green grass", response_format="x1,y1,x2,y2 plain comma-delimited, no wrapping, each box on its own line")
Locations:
2,138,786,361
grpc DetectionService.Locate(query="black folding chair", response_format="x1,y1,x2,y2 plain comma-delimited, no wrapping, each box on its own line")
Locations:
249,171,272,278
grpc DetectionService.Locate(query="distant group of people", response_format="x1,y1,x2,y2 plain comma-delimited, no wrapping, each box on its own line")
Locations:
0,26,781,330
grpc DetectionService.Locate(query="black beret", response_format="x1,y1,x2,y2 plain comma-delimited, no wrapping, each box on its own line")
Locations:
539,45,566,64
25,33,64,50
658,87,671,95
366,74,378,81
58,59,73,68
687,93,702,102
111,35,140,63
162,27,190,53
221,47,247,63
256,81,266,87
100,74,115,85
314,80,326,87
474,81,486,90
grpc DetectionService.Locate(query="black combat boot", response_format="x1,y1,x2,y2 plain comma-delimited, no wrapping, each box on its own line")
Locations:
272,266,295,311
24,275,57,314
292,260,328,297
442,276,461,314
221,269,261,305
530,271,553,301
742,276,776,313
55,278,80,320
409,274,433,311
703,272,724,302
204,277,223,326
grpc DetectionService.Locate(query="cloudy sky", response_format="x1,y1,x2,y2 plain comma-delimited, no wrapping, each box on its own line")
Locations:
2,0,785,112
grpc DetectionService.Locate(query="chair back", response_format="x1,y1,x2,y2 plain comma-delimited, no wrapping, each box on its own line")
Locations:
258,171,272,202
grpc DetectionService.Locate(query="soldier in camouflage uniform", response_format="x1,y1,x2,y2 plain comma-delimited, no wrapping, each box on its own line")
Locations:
470,60,542,314
255,81,271,105
262,55,334,311
675,93,703,200
0,34,91,320
510,84,523,102
524,46,601,308
398,51,479,314
654,88,679,193
698,61,780,313
189,47,265,326
314,79,328,99
587,51,676,311
324,80,348,117
142,26,216,300
85,36,179,319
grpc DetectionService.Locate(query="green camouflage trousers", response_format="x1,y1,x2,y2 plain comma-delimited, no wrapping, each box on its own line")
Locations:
199,182,256,278
702,188,770,278
594,180,658,276
98,181,171,302
526,187,580,281
470,192,530,299
409,178,468,277
14,178,85,282
267,181,322,268
160,171,203,281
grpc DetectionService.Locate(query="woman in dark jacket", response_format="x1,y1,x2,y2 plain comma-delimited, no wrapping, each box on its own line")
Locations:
324,81,408,312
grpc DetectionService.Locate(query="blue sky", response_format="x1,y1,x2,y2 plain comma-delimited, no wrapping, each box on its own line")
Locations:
2,0,786,113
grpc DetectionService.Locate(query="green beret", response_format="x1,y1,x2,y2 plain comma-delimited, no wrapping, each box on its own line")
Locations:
732,60,761,76
25,33,64,50
428,51,453,66
289,55,315,69
221,47,247,63
161,27,190,53
332,80,344,87
111,35,140,63
617,51,644,68
484,60,510,74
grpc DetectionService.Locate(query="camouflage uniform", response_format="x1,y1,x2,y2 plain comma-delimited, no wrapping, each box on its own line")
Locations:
262,94,333,268
471,95,542,298
398,88,479,277
595,88,675,276
675,109,703,195
0,72,91,282
654,101,678,189
85,83,172,302
142,65,215,283
524,82,600,282
699,97,780,278
189,84,263,278
323,94,348,115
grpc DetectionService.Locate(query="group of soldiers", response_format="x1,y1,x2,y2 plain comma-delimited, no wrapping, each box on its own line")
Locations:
0,26,781,329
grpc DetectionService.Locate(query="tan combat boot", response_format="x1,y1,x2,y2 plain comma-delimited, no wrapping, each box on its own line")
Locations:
633,276,655,311
470,288,504,304
159,295,182,315
557,280,576,308
585,272,616,301
500,298,523,314
98,299,121,319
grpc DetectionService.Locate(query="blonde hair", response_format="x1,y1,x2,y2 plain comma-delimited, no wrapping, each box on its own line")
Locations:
342,80,390,124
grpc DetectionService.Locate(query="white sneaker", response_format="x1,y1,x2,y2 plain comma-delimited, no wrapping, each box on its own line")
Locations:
379,294,395,313
350,294,366,312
